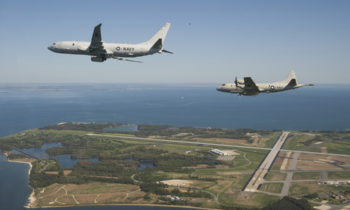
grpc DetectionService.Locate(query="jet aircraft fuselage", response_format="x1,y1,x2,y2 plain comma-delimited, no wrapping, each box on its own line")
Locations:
48,23,172,62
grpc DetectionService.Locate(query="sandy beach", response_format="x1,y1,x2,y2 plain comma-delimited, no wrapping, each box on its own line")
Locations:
6,158,37,208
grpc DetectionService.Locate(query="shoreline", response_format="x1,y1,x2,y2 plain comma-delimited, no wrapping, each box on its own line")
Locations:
6,158,37,208
5,157,208,210
40,203,211,210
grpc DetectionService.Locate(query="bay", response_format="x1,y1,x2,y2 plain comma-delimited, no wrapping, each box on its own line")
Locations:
0,83,350,210
0,84,349,139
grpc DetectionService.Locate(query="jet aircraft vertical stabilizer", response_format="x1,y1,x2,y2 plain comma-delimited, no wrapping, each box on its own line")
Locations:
146,23,171,46
48,22,173,62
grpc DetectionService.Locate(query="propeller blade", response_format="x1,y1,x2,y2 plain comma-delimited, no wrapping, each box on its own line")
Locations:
235,76,238,86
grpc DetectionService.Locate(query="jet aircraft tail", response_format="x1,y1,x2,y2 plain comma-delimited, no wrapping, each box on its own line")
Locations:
146,23,172,53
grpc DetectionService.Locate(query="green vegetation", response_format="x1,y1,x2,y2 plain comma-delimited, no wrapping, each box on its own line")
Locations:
260,183,284,193
265,173,287,181
262,196,312,210
290,182,350,205
292,172,320,180
283,131,350,154
3,122,347,209
136,124,259,139
39,122,122,133
7,153,28,159
290,182,350,196
263,132,282,148
328,171,350,179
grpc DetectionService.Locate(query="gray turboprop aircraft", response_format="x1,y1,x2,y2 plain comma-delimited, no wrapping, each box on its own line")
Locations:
216,70,313,96
48,23,172,63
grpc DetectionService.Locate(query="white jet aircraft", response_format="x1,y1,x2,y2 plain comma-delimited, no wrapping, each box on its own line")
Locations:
216,70,314,96
48,23,172,62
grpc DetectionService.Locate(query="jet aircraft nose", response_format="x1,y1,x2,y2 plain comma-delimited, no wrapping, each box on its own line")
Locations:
48,43,57,52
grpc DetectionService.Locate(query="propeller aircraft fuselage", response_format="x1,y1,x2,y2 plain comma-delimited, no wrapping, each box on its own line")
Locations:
216,71,314,96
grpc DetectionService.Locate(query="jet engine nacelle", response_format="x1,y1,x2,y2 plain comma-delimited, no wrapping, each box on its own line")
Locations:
91,56,105,62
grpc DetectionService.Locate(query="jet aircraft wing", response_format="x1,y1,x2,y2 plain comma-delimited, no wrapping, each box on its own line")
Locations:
244,77,259,90
89,23,106,54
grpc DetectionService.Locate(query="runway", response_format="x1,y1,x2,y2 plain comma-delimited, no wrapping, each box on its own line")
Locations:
243,132,290,192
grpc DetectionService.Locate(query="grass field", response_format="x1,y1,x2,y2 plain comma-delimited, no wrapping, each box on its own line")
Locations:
36,183,145,207
259,183,284,194
219,191,280,208
328,171,350,179
282,132,350,154
263,132,282,148
2,124,350,209
292,172,320,180
289,182,350,196
282,133,318,151
265,173,287,181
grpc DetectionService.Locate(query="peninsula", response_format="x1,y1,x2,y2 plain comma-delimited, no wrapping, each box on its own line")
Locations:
1,122,349,209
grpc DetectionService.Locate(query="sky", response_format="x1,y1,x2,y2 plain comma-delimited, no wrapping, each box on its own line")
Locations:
0,0,349,84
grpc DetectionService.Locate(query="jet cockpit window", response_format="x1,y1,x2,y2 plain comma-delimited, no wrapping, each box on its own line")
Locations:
221,84,226,86
53,43,56,45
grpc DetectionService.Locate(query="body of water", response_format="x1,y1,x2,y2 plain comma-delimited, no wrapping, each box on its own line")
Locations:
1,83,350,210
138,162,154,170
1,84,350,138
11,142,62,159
11,142,100,169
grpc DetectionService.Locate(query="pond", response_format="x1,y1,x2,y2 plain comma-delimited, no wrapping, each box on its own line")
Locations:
10,142,100,169
55,155,99,169
124,157,154,171
138,162,154,171
10,142,62,159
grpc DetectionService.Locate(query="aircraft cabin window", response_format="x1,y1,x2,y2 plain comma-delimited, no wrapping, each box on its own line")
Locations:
72,43,75,46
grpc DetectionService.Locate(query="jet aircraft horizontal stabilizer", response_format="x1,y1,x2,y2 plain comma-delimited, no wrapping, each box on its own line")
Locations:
48,22,172,63
162,49,173,54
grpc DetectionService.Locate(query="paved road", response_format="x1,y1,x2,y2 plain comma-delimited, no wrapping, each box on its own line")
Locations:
321,170,328,181
270,169,350,173
263,178,350,184
86,134,272,150
281,152,300,196
280,149,350,157
244,132,290,192
86,133,350,157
